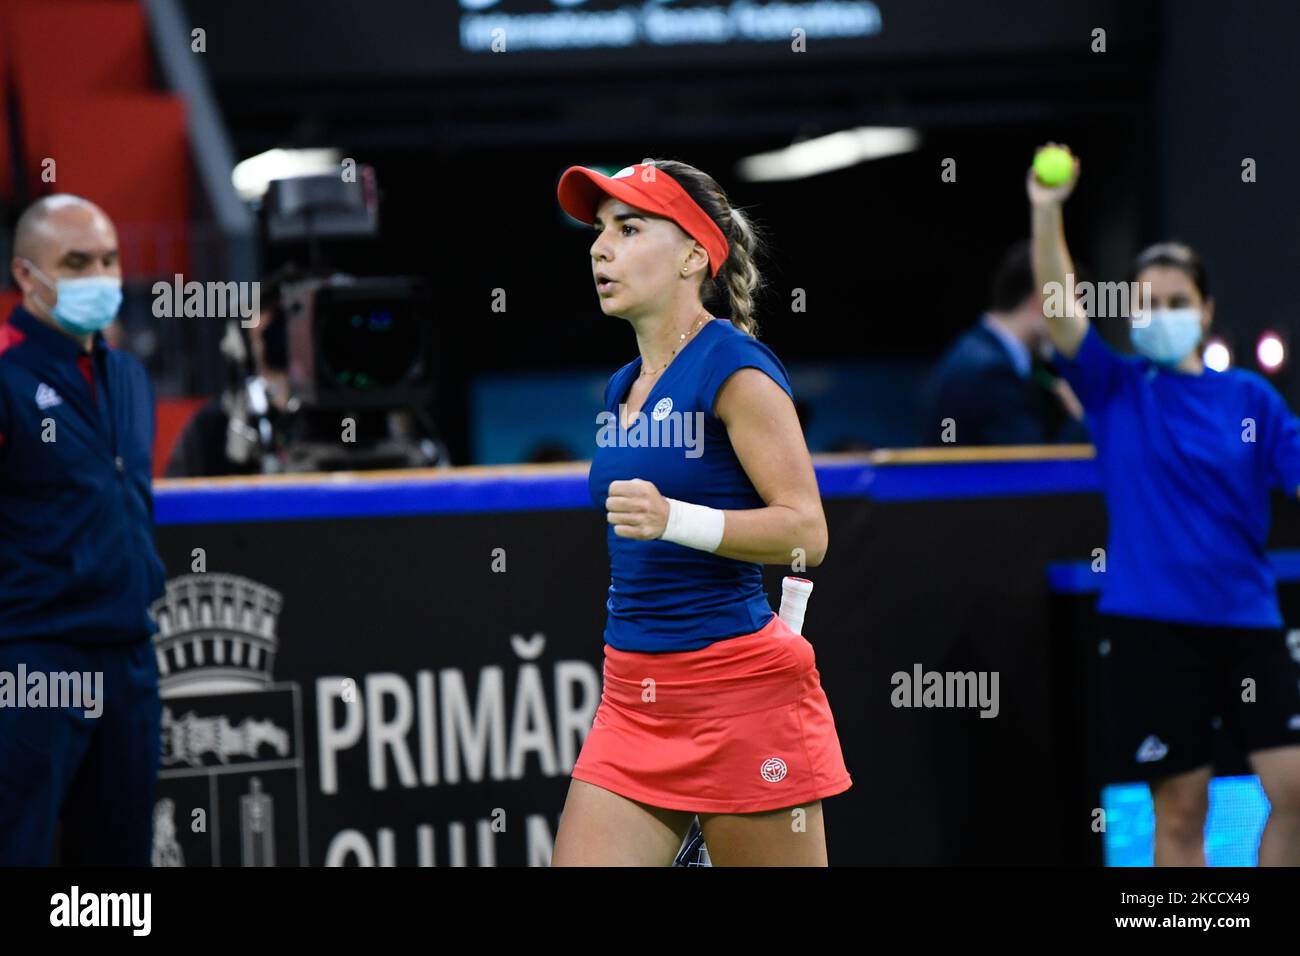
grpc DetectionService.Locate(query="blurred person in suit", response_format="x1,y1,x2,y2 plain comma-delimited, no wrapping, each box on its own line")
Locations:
920,241,1088,446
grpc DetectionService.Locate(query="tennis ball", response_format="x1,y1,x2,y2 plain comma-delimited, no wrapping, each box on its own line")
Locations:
1033,146,1074,187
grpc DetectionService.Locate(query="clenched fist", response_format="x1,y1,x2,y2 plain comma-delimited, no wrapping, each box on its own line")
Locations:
606,478,669,540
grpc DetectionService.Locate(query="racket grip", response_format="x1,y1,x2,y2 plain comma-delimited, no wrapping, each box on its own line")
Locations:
778,576,814,635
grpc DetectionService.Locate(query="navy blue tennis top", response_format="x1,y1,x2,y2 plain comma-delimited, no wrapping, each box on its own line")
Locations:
588,318,794,652
0,306,166,645
1057,324,1300,628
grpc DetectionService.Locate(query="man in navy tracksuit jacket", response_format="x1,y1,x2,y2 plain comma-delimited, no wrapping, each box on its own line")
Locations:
0,195,165,865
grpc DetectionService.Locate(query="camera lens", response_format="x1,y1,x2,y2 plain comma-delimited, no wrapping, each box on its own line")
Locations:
318,304,420,388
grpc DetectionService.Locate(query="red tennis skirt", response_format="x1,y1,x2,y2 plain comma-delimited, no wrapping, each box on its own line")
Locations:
571,612,852,814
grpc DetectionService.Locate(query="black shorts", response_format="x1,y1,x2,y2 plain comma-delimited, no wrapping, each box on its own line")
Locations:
1098,612,1300,782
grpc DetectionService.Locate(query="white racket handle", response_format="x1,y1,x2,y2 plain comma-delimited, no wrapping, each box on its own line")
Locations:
778,576,814,635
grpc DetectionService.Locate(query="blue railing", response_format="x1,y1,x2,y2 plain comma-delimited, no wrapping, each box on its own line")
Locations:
154,454,1103,525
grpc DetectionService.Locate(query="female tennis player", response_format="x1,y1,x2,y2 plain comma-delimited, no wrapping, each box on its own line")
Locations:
550,159,852,866
1030,145,1300,866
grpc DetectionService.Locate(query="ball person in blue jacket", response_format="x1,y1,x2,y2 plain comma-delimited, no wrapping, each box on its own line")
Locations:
0,195,167,865
1030,150,1300,865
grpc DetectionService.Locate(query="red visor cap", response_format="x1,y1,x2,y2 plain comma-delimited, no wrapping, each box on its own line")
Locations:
557,163,730,279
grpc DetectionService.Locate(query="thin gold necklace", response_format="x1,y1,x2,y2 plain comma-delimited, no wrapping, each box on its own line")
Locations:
640,312,712,378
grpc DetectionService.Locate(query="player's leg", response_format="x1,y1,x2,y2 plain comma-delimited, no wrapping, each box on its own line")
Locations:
1249,746,1300,865
60,641,161,865
551,778,696,866
1098,614,1216,865
1225,625,1300,866
1149,765,1212,866
697,801,827,866
0,641,92,865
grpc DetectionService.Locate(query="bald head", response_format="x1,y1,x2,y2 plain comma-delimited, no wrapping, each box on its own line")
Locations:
13,194,116,261
10,194,120,320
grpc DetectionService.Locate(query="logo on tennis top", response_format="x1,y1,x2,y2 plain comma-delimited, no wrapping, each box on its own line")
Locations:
651,397,673,421
760,757,788,782
1135,735,1168,763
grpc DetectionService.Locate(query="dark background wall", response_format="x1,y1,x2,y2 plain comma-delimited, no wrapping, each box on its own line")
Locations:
1155,0,1300,404
180,0,1179,462
6,2,1295,460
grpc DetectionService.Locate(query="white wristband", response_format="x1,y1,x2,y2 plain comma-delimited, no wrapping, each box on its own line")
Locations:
660,497,725,553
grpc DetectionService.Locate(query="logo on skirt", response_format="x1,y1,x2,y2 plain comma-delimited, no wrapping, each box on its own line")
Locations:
760,757,788,782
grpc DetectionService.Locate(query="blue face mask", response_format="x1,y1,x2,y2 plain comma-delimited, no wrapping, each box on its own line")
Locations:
1130,307,1203,366
23,260,123,335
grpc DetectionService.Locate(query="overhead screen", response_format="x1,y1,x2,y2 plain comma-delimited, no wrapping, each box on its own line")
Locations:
188,0,1154,81
457,0,884,54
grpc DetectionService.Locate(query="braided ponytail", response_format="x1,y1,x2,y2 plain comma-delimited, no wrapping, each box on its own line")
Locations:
719,204,762,337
